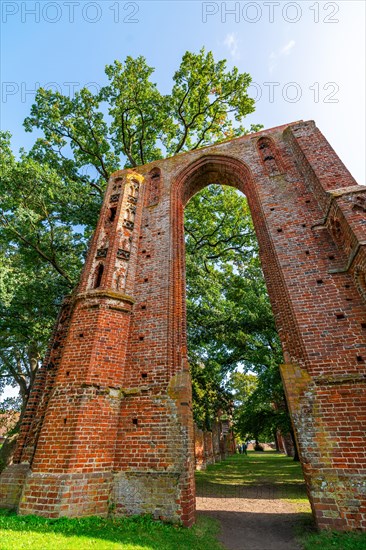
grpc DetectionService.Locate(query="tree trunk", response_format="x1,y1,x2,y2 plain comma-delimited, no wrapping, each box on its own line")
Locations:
274,430,280,452
0,416,21,473
0,347,39,472
290,427,300,461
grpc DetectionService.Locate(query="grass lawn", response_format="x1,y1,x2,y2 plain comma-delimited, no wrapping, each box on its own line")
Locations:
299,530,366,550
196,450,311,512
0,511,223,550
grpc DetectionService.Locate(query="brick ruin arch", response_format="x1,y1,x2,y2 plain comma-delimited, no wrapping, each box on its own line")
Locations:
1,120,365,531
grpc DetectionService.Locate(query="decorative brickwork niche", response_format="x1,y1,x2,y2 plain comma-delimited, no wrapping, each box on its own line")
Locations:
1,121,366,531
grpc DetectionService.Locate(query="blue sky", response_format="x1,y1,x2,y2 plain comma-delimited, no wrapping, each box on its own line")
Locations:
0,2,365,398
1,1,365,182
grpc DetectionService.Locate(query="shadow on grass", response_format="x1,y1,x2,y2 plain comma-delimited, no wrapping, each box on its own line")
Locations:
196,458,304,479
196,480,308,501
0,510,223,550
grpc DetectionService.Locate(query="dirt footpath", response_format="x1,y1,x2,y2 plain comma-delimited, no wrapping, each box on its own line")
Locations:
197,485,304,550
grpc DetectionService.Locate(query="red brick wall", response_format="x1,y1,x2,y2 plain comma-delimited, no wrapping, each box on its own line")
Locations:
194,425,205,470
203,431,214,465
2,120,365,530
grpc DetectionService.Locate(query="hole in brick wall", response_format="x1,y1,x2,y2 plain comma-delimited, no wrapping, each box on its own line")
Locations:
305,250,310,255
302,224,306,228
305,199,311,203
139,336,144,341
328,255,335,260
361,323,366,329
158,232,161,235
94,263,104,289
142,250,146,254
66,371,70,377
277,228,283,233
139,235,143,239
132,418,138,425
270,207,275,211
146,254,151,258
344,284,350,289
316,279,323,285
145,224,149,227
109,206,117,222
79,333,84,338
141,372,148,378
141,305,146,310
144,278,148,282
357,355,364,362
63,418,67,425
336,313,345,319
111,192,121,202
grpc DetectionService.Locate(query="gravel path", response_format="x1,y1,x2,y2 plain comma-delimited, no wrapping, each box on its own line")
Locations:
196,484,304,550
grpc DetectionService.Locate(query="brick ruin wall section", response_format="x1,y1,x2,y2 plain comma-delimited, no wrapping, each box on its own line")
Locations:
1,120,365,530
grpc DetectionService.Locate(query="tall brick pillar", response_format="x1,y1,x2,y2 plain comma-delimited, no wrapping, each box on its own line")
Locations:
1,169,196,524
1,120,365,530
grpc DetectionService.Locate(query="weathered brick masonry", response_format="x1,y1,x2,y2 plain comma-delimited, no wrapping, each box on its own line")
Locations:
194,420,235,470
1,120,365,530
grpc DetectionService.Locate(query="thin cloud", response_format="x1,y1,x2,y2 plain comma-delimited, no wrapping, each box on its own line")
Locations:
224,33,240,60
280,40,296,56
269,40,295,73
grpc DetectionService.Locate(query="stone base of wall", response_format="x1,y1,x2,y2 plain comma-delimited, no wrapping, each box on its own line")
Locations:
1,468,194,525
111,471,182,522
0,463,30,509
18,471,113,518
310,473,366,531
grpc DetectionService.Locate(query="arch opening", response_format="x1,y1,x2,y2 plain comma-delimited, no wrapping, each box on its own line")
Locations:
185,180,296,458
185,184,295,450
171,153,303,464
